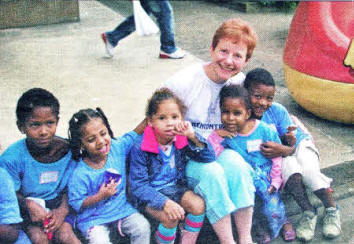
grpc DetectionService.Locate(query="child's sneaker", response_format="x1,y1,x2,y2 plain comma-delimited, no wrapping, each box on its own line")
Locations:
296,210,317,242
101,33,114,57
159,48,185,59
323,207,341,239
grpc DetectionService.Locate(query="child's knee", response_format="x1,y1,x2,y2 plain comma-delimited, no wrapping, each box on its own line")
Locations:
28,229,49,244
160,217,179,229
86,225,111,244
56,222,80,243
130,216,151,239
181,191,205,215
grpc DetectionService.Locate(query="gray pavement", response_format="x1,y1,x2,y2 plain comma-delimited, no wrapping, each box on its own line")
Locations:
0,1,353,243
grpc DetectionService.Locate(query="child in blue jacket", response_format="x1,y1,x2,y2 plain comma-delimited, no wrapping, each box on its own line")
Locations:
129,88,215,244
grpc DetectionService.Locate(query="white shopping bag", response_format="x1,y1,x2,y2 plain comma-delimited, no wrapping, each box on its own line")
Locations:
133,0,159,36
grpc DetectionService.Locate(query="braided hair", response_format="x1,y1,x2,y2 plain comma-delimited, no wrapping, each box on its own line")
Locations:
68,108,114,161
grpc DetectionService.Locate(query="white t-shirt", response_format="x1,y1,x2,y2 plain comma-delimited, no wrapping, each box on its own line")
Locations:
163,63,245,139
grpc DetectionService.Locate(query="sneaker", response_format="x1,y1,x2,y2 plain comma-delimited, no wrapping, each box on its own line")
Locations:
323,207,341,239
159,48,185,59
101,33,114,57
296,210,317,242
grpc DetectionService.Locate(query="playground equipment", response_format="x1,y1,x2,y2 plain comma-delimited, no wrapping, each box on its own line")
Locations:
283,2,353,124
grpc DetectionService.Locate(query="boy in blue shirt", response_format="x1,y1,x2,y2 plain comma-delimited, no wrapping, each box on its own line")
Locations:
244,68,341,242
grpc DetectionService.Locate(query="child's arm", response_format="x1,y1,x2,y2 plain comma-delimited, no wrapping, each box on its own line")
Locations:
174,121,204,148
0,224,20,244
133,118,148,135
207,130,226,157
16,193,47,223
268,156,283,193
45,192,70,233
260,141,295,158
174,121,216,162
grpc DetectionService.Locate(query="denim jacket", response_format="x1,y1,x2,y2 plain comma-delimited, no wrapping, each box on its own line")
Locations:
129,126,215,210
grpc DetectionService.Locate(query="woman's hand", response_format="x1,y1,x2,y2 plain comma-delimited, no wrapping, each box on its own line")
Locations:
163,199,185,221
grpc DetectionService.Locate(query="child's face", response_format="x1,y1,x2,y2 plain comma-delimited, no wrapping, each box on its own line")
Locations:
221,97,251,134
209,38,249,84
248,83,275,119
80,118,111,160
21,106,58,149
148,99,183,145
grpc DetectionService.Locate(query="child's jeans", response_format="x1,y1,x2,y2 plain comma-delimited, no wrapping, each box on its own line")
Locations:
86,212,151,244
282,139,332,191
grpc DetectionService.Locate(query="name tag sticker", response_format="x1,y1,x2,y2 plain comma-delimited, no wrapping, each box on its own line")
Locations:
39,171,59,184
247,139,262,153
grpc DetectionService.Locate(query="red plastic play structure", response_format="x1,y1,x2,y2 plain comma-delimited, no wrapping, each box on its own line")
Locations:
283,1,353,124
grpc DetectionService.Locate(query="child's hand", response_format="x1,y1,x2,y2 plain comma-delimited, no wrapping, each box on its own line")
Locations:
215,129,236,138
98,180,118,200
267,185,276,194
284,126,297,146
173,121,195,139
25,198,47,223
163,199,185,221
260,141,284,158
44,207,66,233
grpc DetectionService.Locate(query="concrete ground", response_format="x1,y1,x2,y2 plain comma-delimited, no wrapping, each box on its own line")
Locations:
0,1,353,243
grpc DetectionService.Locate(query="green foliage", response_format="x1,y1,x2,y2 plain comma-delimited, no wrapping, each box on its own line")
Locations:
259,1,298,12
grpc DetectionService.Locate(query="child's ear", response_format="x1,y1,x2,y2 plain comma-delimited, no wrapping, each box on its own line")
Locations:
147,118,152,126
16,121,25,134
246,109,252,120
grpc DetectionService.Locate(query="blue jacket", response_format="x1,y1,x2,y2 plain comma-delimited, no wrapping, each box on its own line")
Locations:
129,126,215,210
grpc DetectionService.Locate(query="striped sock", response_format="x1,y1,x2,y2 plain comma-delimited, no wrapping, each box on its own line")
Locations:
155,223,177,244
184,213,205,232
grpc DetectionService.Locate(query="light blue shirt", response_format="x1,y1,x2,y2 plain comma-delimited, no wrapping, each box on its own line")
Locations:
0,139,77,200
68,132,138,235
0,168,23,225
261,102,310,147
223,120,281,173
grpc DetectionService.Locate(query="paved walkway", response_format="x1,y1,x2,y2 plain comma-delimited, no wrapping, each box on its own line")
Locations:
0,0,200,150
0,1,353,243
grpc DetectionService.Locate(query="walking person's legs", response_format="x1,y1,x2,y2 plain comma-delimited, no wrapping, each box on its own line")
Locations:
147,0,185,58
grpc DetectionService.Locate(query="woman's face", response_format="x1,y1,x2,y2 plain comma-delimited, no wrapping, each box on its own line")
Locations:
207,38,249,84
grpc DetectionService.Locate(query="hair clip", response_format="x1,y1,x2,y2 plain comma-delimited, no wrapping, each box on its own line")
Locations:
74,117,78,123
